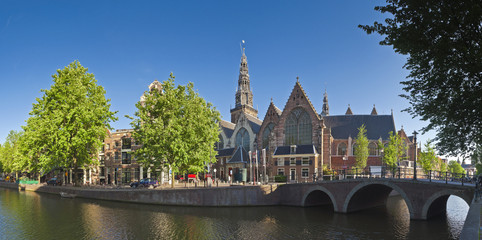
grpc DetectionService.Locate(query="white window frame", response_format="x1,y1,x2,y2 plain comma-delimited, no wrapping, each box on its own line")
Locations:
277,159,284,166
302,157,309,166
302,168,309,178
277,168,285,176
290,158,296,166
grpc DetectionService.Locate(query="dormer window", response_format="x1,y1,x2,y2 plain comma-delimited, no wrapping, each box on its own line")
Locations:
290,145,297,154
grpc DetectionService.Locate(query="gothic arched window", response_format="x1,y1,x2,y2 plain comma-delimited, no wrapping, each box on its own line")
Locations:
285,108,312,145
235,128,250,151
216,135,224,150
262,123,275,149
337,142,347,156
368,142,377,156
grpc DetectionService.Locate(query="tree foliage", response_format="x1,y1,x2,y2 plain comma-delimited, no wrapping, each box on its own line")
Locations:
448,160,465,176
21,61,117,182
472,145,482,174
0,130,24,173
382,131,406,173
418,140,437,174
354,125,369,169
129,73,220,188
359,0,482,155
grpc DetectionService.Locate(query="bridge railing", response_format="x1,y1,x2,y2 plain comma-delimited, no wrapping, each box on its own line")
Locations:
323,166,477,186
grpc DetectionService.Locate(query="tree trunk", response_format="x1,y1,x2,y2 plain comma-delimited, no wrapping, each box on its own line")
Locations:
171,165,175,188
73,159,80,187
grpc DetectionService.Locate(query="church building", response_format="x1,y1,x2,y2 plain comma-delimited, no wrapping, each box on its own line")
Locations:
214,44,418,183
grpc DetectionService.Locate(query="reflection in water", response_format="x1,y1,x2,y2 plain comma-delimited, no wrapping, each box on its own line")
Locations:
0,188,470,239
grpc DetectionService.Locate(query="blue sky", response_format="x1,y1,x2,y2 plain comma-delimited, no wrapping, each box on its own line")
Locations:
0,1,436,151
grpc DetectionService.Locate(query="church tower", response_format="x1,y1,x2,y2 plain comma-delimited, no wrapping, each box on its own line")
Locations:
230,41,258,123
321,89,329,116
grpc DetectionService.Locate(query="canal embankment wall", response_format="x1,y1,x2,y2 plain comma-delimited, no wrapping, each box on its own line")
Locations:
459,198,481,240
0,182,283,206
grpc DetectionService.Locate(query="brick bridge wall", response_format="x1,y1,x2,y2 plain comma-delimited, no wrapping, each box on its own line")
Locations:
278,179,474,220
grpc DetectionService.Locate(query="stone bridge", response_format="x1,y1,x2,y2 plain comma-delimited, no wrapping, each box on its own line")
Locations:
278,178,474,220
0,179,474,221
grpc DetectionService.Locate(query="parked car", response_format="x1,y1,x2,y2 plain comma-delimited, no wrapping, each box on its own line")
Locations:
130,178,159,188
47,177,62,186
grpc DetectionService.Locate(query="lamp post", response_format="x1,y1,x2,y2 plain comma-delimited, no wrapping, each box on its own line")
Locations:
214,168,217,183
343,155,347,179
412,130,418,180
380,148,384,178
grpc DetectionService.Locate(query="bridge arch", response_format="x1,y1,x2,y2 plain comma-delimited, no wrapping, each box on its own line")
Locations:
421,189,471,219
342,181,415,218
301,186,338,211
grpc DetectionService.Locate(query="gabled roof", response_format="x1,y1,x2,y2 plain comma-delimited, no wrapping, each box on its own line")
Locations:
282,81,320,121
272,102,282,116
261,101,282,129
245,114,262,134
216,147,235,157
220,120,236,138
273,145,318,156
227,146,249,163
323,114,396,140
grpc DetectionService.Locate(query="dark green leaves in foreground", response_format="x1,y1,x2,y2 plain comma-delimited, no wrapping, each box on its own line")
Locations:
360,0,482,156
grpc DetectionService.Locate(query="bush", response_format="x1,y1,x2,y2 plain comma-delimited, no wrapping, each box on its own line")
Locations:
274,175,287,182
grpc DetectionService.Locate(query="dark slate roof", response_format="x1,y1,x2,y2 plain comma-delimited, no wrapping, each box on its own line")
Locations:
220,120,235,138
323,115,396,140
245,114,262,134
216,148,235,157
273,145,318,156
227,146,249,163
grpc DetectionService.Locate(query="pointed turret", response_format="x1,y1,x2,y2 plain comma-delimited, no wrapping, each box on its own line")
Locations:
230,41,258,123
345,104,353,115
321,89,329,116
141,79,162,104
371,104,378,115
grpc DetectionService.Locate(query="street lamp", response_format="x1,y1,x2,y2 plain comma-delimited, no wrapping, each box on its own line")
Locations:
380,148,384,178
412,130,418,180
214,168,217,183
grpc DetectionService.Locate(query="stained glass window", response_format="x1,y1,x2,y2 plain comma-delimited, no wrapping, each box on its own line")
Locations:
338,142,347,155
235,127,250,151
368,142,378,156
216,135,224,150
284,108,312,145
262,123,275,148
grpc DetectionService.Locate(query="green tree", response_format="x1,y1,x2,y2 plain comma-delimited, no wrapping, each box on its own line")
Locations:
359,1,482,155
129,73,220,188
471,145,482,174
22,61,117,184
354,125,369,169
0,130,24,174
448,160,465,177
418,140,437,174
438,159,448,173
382,131,406,174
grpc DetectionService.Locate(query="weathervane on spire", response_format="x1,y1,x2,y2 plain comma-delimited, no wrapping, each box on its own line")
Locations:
240,40,246,55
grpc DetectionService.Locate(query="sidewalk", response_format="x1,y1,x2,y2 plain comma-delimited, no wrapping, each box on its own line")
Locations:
460,194,481,239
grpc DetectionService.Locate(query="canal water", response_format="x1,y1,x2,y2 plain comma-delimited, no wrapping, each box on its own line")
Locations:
0,188,469,239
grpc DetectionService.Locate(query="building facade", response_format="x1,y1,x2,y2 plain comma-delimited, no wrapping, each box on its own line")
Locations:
214,46,419,183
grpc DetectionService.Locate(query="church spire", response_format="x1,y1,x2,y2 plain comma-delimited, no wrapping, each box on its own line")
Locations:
230,40,258,123
345,104,353,115
235,40,253,108
371,104,378,115
321,89,329,116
